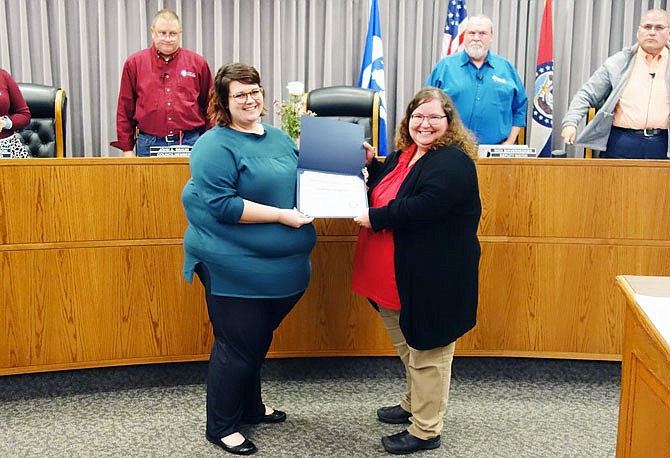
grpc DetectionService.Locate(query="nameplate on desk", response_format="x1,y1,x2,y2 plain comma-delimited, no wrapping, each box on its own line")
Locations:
149,145,192,157
0,151,12,159
478,145,538,158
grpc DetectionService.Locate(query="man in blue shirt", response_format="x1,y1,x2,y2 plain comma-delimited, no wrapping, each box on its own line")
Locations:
426,15,528,145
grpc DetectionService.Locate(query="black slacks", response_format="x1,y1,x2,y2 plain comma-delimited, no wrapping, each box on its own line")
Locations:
195,263,303,438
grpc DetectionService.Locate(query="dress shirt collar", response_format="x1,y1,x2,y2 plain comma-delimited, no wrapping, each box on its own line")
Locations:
458,50,494,69
152,44,181,63
644,45,668,64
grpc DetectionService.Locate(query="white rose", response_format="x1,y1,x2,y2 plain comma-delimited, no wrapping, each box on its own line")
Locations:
286,81,305,96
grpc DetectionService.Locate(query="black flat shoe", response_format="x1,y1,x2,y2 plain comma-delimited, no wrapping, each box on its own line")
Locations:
206,433,257,455
381,430,441,455
242,409,287,424
377,405,411,424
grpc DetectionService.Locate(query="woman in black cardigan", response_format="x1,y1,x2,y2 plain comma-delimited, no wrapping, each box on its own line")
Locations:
353,87,481,455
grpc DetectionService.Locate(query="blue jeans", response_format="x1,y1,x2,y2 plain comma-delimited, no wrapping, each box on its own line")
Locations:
135,129,201,157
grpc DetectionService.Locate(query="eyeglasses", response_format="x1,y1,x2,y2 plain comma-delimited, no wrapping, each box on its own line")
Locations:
155,31,180,40
410,114,447,126
639,24,667,32
229,88,264,104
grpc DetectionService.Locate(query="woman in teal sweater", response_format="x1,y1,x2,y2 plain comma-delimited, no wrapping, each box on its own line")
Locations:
182,63,315,455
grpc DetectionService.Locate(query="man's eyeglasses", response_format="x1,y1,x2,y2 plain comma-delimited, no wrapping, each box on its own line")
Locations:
155,31,180,40
639,24,667,32
229,88,264,105
410,114,447,126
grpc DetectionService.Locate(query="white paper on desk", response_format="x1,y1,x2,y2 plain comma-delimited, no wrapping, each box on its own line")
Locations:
298,170,367,218
633,293,670,346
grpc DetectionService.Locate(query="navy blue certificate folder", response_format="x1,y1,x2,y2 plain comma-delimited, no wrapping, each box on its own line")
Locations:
297,116,368,218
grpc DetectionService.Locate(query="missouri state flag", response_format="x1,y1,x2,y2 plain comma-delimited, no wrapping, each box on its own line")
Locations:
358,0,388,156
529,0,553,157
442,0,468,57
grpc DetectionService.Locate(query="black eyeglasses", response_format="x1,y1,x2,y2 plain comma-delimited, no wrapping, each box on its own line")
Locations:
229,88,264,104
410,114,447,126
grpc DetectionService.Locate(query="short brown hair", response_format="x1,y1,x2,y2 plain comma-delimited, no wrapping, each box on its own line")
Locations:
208,63,267,126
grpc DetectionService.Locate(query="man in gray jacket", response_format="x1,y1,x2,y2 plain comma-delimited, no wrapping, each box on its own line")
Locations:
561,9,669,158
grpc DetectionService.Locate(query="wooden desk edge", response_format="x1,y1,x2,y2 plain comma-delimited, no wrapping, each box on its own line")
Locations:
616,275,670,357
615,275,670,458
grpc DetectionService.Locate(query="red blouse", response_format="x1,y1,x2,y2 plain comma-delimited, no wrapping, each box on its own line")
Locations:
352,145,417,311
0,69,30,140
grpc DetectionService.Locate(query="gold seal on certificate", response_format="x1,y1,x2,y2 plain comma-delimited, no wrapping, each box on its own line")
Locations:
297,116,368,218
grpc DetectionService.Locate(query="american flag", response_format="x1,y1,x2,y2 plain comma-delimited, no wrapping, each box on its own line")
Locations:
441,0,468,57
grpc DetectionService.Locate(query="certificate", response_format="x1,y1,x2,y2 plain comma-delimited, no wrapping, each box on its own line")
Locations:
298,170,367,218
297,116,368,218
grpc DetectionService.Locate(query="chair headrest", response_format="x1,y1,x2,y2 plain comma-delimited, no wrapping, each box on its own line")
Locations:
306,86,377,118
17,83,60,118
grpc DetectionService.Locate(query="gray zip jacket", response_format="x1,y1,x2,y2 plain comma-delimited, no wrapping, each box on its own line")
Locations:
561,44,670,154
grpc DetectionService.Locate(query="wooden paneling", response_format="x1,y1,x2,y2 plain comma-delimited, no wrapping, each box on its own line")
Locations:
272,241,392,356
463,242,670,358
2,158,670,375
471,159,670,360
477,159,670,240
1,245,210,370
615,276,670,457
0,159,189,244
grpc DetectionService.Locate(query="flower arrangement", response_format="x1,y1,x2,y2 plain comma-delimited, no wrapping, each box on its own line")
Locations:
274,81,316,142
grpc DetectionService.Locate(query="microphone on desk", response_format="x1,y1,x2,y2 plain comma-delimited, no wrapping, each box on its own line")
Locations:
650,72,656,79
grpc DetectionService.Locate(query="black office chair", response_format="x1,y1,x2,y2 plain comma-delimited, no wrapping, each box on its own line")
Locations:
305,86,381,154
16,83,68,158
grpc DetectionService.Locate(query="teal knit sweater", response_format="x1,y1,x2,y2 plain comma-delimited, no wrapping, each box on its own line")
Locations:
182,124,316,298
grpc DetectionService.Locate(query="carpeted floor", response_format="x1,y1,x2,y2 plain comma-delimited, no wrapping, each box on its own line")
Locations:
0,356,620,457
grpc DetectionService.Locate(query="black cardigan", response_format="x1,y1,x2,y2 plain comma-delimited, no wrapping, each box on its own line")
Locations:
367,145,481,350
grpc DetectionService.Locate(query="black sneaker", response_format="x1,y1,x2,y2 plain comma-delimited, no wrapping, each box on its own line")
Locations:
377,405,411,424
382,430,441,454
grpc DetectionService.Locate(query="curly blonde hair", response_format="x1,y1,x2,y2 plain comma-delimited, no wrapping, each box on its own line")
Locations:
394,87,478,160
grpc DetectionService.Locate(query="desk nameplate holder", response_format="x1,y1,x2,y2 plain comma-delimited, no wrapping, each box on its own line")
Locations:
149,145,192,157
478,145,538,158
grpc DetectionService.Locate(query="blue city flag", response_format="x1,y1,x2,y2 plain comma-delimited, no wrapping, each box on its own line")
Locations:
358,0,388,157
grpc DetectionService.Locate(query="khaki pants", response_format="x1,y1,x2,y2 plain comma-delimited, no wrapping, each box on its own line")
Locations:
379,307,455,439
